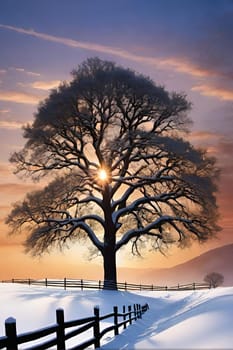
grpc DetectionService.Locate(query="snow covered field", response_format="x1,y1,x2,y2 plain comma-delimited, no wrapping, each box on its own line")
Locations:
0,283,233,349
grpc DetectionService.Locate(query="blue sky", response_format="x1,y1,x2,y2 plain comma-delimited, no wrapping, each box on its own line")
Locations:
0,0,232,277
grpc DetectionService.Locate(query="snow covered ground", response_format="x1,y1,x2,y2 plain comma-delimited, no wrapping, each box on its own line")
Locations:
0,283,233,349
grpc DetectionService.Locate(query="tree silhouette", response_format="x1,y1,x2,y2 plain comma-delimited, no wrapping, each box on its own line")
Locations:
6,58,220,289
204,272,224,288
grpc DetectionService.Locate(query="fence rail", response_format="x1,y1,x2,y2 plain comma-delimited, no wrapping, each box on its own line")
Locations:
1,278,210,291
0,303,149,350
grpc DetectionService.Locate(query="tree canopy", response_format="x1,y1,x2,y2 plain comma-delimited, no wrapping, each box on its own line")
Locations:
204,272,224,288
6,57,220,288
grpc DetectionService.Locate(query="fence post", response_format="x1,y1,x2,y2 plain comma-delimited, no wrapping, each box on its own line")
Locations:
136,304,139,318
64,278,66,290
28,278,31,286
193,282,196,290
113,306,119,336
99,280,101,290
5,317,18,350
12,278,14,284
45,278,48,287
56,309,66,350
134,304,137,320
123,305,126,329
94,306,100,349
128,305,132,325
151,284,153,291
125,281,127,291
139,304,142,319
81,279,83,291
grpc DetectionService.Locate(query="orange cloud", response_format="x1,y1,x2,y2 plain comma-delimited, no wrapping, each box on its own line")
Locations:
0,205,10,212
0,162,16,176
188,131,221,142
187,131,223,157
159,58,214,78
31,80,61,90
0,183,40,196
0,206,10,221
192,84,233,101
204,138,233,159
0,90,41,104
0,120,25,129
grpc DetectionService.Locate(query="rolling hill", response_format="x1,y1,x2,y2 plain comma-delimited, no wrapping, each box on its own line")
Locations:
118,243,233,286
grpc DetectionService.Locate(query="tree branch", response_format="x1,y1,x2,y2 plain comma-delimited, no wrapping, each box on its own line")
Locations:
115,215,191,251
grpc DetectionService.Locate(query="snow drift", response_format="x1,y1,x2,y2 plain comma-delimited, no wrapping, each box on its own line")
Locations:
0,283,233,349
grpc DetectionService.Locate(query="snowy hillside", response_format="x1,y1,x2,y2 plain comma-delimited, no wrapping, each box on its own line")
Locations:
0,283,233,349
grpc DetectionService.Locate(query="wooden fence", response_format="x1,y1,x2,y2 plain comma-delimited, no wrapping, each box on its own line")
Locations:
0,302,149,350
2,278,210,291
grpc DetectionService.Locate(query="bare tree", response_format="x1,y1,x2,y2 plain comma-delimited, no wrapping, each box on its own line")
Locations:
204,272,224,288
6,58,220,289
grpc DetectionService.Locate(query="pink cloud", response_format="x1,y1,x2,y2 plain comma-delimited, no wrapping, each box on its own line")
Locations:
0,120,25,129
0,90,41,104
192,84,233,101
0,109,10,114
10,67,41,77
0,24,220,81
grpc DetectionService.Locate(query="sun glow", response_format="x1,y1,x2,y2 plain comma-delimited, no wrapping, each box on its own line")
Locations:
98,168,108,182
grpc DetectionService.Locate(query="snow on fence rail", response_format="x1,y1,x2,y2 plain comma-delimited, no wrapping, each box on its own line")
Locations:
0,302,149,350
2,278,210,291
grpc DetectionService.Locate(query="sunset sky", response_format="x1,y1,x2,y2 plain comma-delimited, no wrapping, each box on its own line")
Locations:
0,0,232,281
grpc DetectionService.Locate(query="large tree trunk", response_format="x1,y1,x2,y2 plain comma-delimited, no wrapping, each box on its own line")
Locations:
103,246,117,290
102,183,117,290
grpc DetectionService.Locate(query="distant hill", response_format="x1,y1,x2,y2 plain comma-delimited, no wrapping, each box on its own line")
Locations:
118,243,233,286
